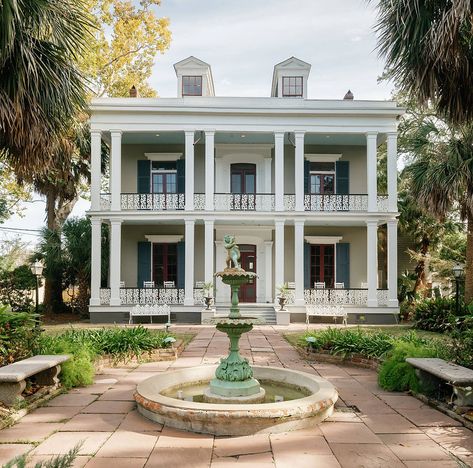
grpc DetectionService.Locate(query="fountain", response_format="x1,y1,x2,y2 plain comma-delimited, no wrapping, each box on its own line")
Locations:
134,236,338,435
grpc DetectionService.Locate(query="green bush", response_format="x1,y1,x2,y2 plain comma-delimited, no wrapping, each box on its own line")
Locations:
413,297,470,332
0,306,40,366
0,265,37,312
378,341,445,392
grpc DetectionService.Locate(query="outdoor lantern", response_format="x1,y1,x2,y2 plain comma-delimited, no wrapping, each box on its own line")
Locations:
453,262,464,279
30,260,44,277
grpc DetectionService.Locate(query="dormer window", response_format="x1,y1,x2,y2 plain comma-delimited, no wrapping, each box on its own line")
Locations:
182,75,202,96
282,76,303,97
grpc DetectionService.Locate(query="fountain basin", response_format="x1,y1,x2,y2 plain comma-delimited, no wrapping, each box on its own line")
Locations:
134,365,338,436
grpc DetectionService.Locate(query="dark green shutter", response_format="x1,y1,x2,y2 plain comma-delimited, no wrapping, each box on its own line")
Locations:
304,242,311,289
336,243,350,288
336,161,349,194
176,159,185,194
177,241,185,288
137,160,150,194
304,159,310,194
137,241,151,287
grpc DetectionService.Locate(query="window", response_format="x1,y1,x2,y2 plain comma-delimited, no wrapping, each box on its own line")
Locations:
151,162,177,194
182,76,202,96
310,244,335,288
230,164,256,194
282,76,303,97
152,243,178,286
309,162,335,195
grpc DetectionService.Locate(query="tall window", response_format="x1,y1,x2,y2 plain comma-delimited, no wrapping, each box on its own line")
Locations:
152,243,178,286
151,162,177,194
182,76,202,96
310,245,335,288
230,164,256,194
310,162,335,195
282,76,303,97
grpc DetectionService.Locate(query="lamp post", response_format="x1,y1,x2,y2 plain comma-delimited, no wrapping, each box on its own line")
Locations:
30,260,44,328
452,262,464,316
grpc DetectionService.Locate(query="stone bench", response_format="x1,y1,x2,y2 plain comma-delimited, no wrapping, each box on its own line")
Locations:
0,354,70,406
406,357,473,406
305,305,348,326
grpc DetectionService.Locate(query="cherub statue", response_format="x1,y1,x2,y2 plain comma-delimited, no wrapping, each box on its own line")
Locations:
223,234,241,270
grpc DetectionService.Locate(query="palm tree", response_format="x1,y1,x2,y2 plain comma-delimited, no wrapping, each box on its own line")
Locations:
404,117,473,301
373,0,473,124
0,0,91,179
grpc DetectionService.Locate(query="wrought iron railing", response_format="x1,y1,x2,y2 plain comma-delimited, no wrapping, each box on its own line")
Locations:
214,193,275,211
283,194,391,212
304,288,389,305
99,287,184,305
120,193,185,210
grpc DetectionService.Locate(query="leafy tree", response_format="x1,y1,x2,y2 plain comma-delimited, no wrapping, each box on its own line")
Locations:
0,265,36,311
0,0,91,179
373,0,473,124
0,163,31,223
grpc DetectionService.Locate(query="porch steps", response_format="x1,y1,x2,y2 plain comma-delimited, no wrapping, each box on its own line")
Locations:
215,304,277,325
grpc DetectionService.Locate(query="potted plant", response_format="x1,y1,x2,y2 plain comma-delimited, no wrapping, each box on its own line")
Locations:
202,281,214,310
276,283,290,311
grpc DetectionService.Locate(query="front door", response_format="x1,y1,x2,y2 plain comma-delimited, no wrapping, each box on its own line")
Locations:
152,243,178,287
239,244,256,302
310,244,335,288
230,163,256,210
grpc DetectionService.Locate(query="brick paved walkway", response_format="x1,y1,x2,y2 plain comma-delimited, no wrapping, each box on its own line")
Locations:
1,325,472,467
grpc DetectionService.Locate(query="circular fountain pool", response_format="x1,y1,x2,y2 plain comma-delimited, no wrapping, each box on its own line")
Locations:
134,365,338,436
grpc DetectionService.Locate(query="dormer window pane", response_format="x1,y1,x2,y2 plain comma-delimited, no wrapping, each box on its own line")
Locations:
182,76,202,96
282,76,303,97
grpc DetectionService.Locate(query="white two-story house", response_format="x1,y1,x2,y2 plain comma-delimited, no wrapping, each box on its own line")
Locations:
87,56,403,324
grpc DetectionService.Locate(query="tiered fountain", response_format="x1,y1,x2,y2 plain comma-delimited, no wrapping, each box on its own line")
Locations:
134,235,338,436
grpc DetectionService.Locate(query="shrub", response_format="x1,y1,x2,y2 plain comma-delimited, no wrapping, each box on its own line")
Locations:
413,297,464,332
0,265,37,312
0,306,40,366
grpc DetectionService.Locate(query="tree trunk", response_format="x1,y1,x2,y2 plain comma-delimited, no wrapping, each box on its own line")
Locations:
464,213,473,303
413,235,430,296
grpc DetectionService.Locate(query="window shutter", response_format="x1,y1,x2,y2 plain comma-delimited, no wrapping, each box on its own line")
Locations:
176,159,185,194
336,161,349,194
137,241,151,287
304,242,311,289
137,160,150,194
336,243,350,288
304,159,310,194
177,240,185,289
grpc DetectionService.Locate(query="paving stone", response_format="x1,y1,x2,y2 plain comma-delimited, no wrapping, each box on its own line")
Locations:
85,458,146,468
0,422,63,442
20,406,82,423
273,453,341,468
320,422,382,444
360,413,421,434
379,395,424,410
62,413,125,432
346,397,397,415
118,410,163,432
0,444,34,466
146,446,212,467
270,432,332,457
213,434,270,457
46,393,97,407
154,426,214,449
397,406,462,427
134,361,172,372
70,384,114,395
27,455,90,467
81,400,135,414
379,433,452,461
32,431,112,455
97,385,136,401
424,426,473,456
118,372,155,384
95,430,157,458
329,442,404,467
326,411,362,423
403,461,459,467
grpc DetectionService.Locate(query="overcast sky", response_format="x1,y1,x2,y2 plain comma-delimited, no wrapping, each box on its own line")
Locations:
2,0,393,246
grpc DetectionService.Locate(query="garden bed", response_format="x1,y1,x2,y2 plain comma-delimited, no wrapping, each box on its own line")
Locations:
300,347,381,370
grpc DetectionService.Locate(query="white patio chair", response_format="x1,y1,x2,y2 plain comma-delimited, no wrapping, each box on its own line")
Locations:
314,282,325,289
163,281,175,289
334,282,344,289
195,281,204,288
119,281,125,288
143,281,155,289
287,282,296,289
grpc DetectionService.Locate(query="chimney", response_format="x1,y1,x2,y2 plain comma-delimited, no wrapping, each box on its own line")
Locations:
129,85,139,98
343,90,354,100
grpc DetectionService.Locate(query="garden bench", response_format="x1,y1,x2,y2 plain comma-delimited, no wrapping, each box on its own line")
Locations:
0,354,70,406
129,304,171,324
305,305,348,326
406,357,473,406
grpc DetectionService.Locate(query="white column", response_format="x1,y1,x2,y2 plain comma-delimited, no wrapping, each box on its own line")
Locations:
90,131,102,211
89,217,102,306
294,220,305,305
264,241,273,303
387,132,398,212
205,131,215,211
387,219,399,307
294,131,305,211
204,219,214,283
184,219,195,305
366,132,378,212
274,219,285,297
366,220,378,307
109,219,122,306
110,131,122,211
274,132,285,211
185,131,195,211
264,156,272,193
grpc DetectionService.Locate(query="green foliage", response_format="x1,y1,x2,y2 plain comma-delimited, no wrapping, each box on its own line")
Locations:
4,443,81,467
413,297,470,332
0,306,39,366
0,265,37,311
378,341,443,392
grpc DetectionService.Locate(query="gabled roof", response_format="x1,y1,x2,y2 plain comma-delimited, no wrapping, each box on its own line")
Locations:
173,56,215,96
271,56,312,96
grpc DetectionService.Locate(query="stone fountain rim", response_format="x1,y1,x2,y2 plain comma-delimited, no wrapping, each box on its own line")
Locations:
134,364,337,413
